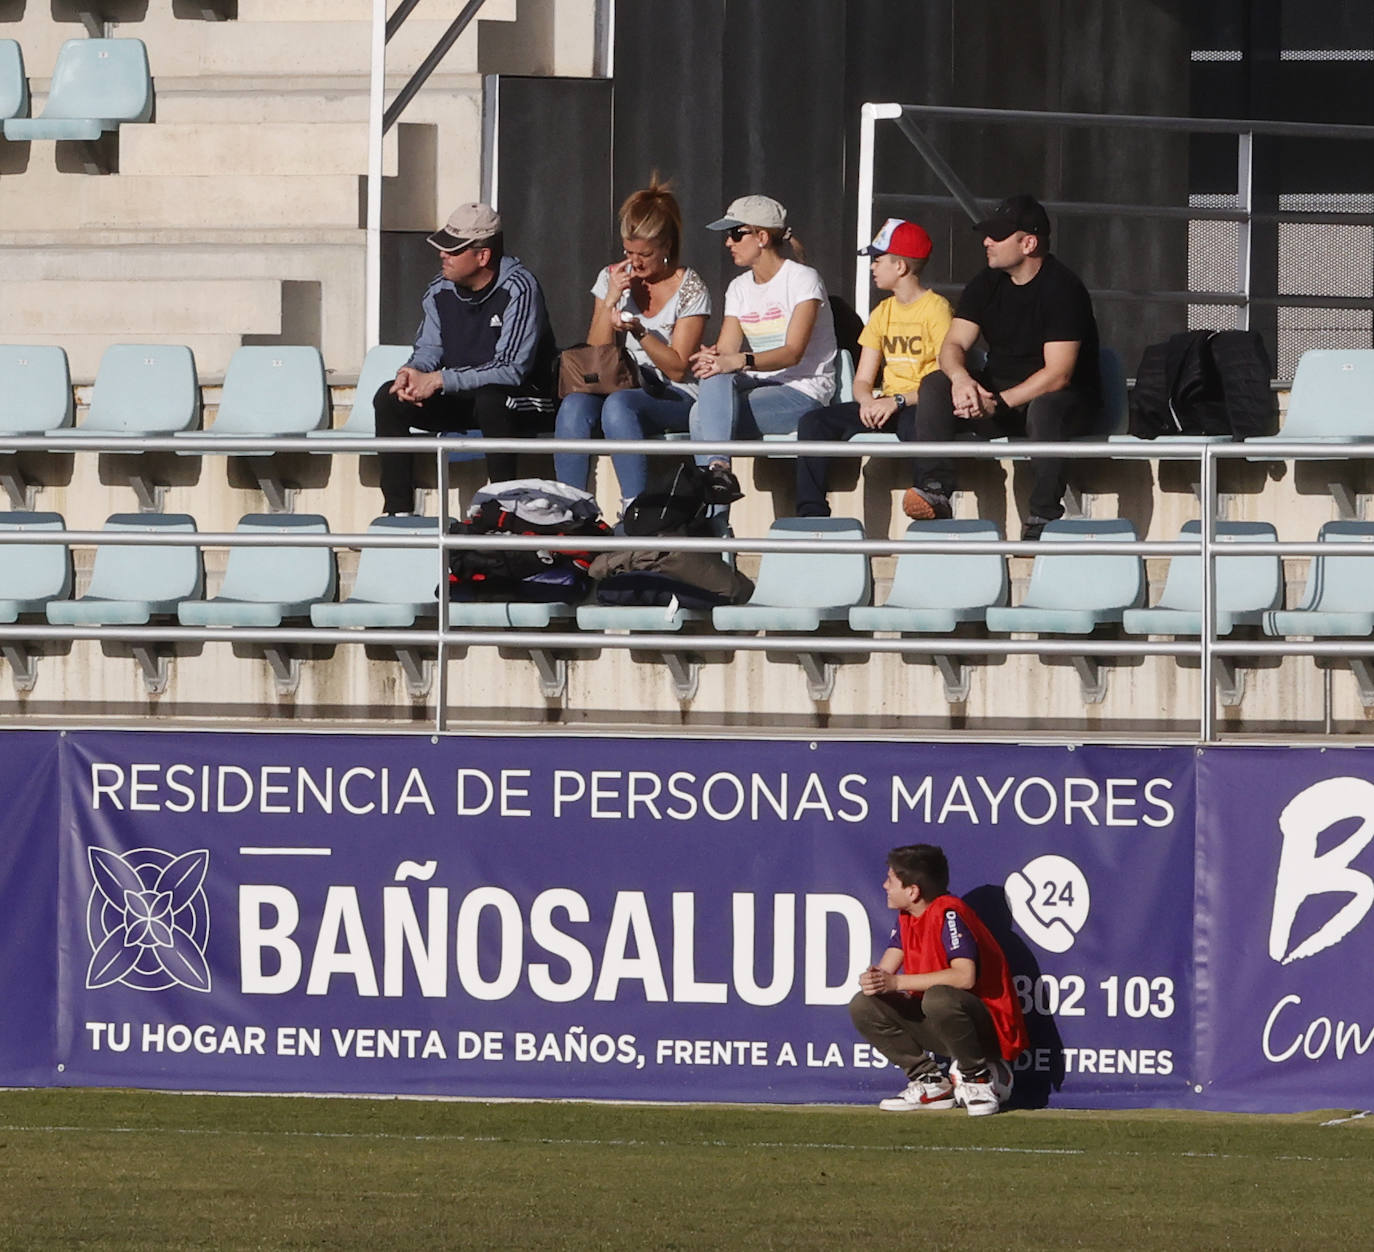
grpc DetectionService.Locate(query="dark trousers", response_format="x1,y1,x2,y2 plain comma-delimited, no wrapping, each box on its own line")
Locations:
904,370,1095,522
793,401,917,518
373,381,530,512
849,986,1002,1080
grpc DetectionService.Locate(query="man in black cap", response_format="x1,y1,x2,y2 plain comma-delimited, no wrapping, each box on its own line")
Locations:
373,202,557,512
900,194,1100,540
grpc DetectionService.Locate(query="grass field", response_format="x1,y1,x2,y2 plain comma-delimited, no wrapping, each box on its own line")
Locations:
0,1090,1371,1250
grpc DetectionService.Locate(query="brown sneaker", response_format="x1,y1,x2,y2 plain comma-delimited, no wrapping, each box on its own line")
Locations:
902,487,952,521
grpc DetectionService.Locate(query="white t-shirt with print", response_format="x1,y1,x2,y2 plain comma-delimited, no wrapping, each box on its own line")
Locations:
591,265,711,395
723,258,837,404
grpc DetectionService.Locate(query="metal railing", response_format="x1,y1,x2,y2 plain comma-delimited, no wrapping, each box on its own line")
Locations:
855,102,1374,330
4,432,1373,740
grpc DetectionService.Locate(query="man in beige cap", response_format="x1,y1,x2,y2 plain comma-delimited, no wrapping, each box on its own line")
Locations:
374,202,557,511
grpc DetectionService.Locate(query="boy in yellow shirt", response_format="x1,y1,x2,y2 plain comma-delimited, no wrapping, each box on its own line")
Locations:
794,219,952,516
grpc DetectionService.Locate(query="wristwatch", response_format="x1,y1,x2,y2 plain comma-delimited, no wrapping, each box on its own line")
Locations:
893,393,907,409
743,352,756,370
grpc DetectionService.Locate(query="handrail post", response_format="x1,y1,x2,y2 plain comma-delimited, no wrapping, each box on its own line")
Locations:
364,0,387,350
435,446,452,735
1237,130,1254,331
855,104,897,320
1200,444,1218,741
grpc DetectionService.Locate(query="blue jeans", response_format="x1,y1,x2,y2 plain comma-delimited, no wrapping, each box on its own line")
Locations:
688,373,818,466
553,385,695,502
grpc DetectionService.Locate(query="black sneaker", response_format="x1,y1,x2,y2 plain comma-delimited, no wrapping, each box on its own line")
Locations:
703,462,744,505
1022,516,1053,542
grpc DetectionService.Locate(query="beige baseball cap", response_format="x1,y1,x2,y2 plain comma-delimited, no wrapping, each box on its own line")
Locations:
707,195,787,232
427,202,502,251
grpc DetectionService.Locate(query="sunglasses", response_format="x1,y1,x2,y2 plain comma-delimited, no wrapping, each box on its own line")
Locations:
724,226,756,243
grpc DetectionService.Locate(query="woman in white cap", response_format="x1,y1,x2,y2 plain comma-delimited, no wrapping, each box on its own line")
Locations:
688,195,837,501
553,178,710,511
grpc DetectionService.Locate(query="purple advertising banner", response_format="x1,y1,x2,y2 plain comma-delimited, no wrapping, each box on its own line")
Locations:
0,733,62,1085
51,732,1195,1107
1197,746,1374,1112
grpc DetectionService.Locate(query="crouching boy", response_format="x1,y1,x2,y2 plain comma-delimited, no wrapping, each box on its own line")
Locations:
850,843,1028,1116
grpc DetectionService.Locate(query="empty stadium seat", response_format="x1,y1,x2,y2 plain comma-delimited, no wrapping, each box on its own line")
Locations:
1122,521,1281,705
1245,350,1374,517
308,343,412,445
3,38,151,145
712,517,870,699
848,519,1008,701
180,346,329,511
0,511,71,691
310,514,439,697
985,518,1144,703
0,345,73,436
178,513,334,694
48,344,200,509
0,344,74,508
46,512,201,693
1264,520,1374,706
448,598,582,699
0,39,28,123
1247,350,1374,448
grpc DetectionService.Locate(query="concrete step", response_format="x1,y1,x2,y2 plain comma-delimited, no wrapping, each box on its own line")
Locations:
0,278,281,336
235,0,518,22
120,122,399,177
0,164,363,230
0,235,371,381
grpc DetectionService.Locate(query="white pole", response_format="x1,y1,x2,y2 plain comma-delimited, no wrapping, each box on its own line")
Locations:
855,103,901,321
364,0,387,350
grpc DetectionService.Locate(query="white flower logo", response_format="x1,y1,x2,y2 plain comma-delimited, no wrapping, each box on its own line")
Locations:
84,846,211,993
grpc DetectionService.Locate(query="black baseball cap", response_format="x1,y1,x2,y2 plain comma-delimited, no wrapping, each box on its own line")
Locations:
973,194,1051,242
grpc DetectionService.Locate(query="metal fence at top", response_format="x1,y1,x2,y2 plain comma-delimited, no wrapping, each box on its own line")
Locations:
855,102,1374,372
3,432,1374,742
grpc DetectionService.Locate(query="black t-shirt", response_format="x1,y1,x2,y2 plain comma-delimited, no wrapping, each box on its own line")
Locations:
955,254,1101,404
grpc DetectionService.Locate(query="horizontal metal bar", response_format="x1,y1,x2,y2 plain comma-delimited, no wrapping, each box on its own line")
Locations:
12,619,1374,663
0,435,1348,460
891,102,1374,141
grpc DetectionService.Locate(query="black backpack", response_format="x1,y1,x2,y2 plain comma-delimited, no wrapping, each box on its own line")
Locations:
1129,330,1277,440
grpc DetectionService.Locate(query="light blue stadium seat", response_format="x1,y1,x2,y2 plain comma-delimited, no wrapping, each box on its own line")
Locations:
190,346,328,446
0,345,73,435
1264,520,1374,707
179,514,334,695
1123,521,1281,705
0,39,29,123
308,343,412,446
310,515,439,697
445,595,582,697
3,38,151,142
1264,521,1374,639
985,518,1144,702
1247,350,1374,448
47,344,199,510
51,344,199,440
0,510,71,691
180,346,328,511
312,515,438,628
1123,522,1280,638
849,519,1007,701
712,516,870,699
48,512,200,625
46,512,200,693
177,514,334,628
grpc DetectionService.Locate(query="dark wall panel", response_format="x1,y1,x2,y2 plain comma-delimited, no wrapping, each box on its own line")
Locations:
492,75,614,348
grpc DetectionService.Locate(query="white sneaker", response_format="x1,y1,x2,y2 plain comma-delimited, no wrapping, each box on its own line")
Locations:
952,1059,1013,1117
878,1076,956,1111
